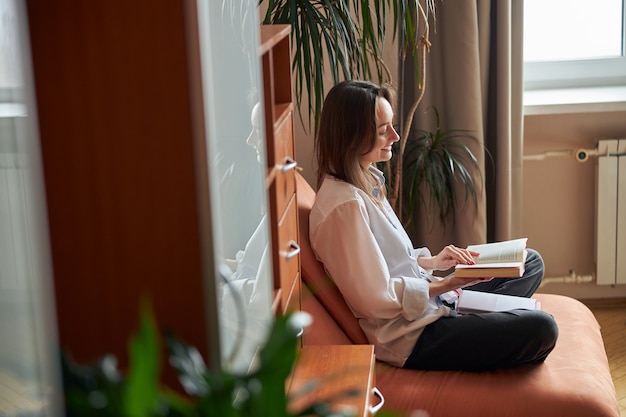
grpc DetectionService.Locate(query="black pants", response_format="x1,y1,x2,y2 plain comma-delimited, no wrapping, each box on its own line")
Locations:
403,249,559,372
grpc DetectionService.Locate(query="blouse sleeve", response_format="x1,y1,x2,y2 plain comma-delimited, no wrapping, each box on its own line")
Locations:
310,198,431,321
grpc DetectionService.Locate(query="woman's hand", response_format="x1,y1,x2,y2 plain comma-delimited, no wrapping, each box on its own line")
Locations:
418,244,480,271
447,275,493,289
429,274,494,297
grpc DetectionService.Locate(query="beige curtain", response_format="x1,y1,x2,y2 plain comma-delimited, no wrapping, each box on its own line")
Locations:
399,0,524,252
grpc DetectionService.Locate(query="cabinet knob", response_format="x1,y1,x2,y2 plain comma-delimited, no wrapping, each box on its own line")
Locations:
283,240,301,260
370,387,385,415
281,157,298,173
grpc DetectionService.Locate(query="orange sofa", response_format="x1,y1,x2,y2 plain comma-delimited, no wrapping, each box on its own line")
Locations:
296,173,619,417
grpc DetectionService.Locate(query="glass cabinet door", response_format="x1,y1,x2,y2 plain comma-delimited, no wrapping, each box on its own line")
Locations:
0,0,62,415
196,0,274,373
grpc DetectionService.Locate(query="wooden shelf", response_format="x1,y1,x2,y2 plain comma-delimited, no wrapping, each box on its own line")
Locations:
259,25,378,417
274,102,293,127
260,25,300,315
259,25,290,55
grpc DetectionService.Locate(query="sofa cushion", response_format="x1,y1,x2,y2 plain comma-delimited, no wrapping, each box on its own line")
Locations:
374,293,619,417
297,173,368,345
301,284,352,345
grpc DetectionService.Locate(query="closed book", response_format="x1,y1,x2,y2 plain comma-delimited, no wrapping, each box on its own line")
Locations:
457,290,541,314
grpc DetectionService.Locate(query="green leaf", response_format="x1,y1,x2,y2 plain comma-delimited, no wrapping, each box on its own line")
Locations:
250,314,298,416
124,303,161,417
261,0,393,132
399,106,484,230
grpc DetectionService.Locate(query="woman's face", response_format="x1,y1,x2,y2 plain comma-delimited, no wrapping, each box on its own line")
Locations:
359,97,400,168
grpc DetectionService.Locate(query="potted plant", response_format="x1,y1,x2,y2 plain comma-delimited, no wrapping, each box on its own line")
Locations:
259,0,482,230
382,107,483,234
61,305,393,417
259,0,434,131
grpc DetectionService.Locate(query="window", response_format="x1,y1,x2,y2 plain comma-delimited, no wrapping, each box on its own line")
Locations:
0,0,25,118
523,0,626,90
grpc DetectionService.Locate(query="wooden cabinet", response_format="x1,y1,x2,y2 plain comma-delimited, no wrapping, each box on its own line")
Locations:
27,1,209,385
260,25,301,315
259,25,380,417
288,345,380,417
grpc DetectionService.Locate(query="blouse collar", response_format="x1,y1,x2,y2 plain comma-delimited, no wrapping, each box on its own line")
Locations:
369,165,385,198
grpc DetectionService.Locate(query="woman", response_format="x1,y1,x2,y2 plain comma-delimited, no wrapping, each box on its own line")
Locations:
309,80,558,372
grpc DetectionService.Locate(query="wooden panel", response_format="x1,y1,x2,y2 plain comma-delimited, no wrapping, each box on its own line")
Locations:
272,36,292,105
284,274,301,316
259,25,290,57
259,25,291,116
277,195,299,313
288,345,375,417
261,25,300,316
273,110,295,165
270,111,296,216
26,0,208,383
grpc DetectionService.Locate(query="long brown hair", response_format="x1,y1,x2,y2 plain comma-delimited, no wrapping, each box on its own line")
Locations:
316,80,395,200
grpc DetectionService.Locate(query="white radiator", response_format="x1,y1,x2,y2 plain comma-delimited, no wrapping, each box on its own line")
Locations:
595,139,626,285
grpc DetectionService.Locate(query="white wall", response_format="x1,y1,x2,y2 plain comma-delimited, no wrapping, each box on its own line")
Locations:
523,109,626,299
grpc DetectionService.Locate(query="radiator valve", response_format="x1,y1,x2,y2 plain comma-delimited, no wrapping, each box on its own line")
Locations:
573,148,598,163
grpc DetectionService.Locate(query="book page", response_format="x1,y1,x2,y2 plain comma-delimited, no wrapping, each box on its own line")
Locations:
466,238,528,263
455,261,522,269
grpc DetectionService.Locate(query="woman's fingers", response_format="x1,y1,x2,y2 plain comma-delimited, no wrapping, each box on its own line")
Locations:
445,245,476,265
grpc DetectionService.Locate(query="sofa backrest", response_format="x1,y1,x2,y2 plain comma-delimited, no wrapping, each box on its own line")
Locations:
296,173,368,345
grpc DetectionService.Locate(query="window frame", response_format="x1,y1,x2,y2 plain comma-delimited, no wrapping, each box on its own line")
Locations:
523,0,626,91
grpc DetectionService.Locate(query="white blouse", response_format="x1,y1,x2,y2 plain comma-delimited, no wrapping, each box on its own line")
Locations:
309,168,452,367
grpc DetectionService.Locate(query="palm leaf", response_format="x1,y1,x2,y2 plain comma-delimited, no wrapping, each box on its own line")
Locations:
261,0,392,132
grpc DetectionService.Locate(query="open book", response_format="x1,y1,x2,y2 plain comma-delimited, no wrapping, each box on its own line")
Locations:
457,290,541,314
454,238,528,278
